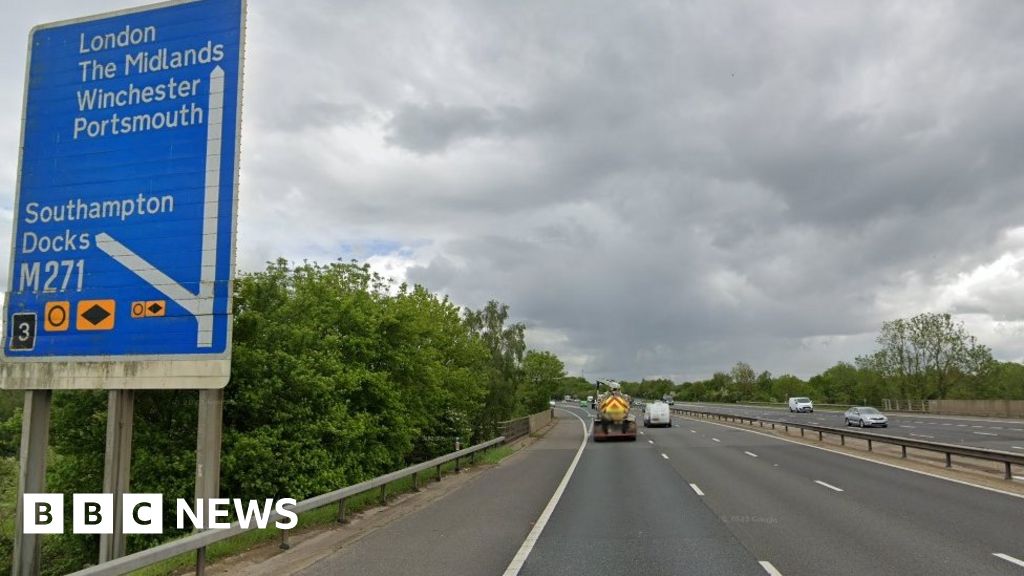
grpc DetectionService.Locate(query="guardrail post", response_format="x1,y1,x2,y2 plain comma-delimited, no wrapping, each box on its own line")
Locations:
800,428,804,438
380,483,387,506
901,446,907,458
279,529,290,550
784,425,788,432
867,439,872,452
840,435,845,446
337,497,347,524
436,464,442,482
945,453,952,468
412,471,420,492
817,431,822,441
771,423,775,430
455,438,461,473
1004,462,1012,480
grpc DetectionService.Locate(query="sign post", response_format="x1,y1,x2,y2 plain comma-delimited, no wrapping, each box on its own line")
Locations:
2,0,245,570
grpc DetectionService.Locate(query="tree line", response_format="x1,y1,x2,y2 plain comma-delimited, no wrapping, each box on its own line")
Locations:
614,313,1024,405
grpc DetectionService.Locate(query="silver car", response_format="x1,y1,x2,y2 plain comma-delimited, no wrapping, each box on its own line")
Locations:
844,406,888,428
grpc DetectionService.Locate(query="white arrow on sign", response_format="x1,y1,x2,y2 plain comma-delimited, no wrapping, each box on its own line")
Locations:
96,65,225,348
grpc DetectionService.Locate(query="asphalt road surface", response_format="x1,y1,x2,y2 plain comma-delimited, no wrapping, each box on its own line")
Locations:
292,404,1024,575
679,402,1024,453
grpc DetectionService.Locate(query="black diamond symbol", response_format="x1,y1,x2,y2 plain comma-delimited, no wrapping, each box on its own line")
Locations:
81,304,111,326
147,303,163,314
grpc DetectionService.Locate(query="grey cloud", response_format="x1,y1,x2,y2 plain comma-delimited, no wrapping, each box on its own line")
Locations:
385,103,528,153
5,0,1024,379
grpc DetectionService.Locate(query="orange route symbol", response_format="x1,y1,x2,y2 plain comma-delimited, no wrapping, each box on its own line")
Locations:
76,300,115,331
131,300,166,318
43,301,70,332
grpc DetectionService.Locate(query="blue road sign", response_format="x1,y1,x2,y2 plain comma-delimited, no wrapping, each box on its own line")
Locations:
1,0,245,387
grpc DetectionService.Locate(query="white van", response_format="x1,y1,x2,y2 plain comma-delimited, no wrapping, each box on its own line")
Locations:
644,402,671,427
788,397,813,413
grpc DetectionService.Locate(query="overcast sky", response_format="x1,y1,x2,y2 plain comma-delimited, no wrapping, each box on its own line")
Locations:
3,0,1024,381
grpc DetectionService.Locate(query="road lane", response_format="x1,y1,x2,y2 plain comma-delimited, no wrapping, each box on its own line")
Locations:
518,409,765,576
679,403,1024,450
647,415,1024,576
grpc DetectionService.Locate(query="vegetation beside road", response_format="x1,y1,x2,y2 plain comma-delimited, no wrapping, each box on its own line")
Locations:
0,259,568,575
564,313,1024,409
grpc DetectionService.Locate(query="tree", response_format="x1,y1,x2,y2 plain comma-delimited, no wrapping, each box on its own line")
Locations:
866,313,994,399
729,362,756,400
770,374,809,401
808,362,859,403
520,351,566,412
463,301,526,426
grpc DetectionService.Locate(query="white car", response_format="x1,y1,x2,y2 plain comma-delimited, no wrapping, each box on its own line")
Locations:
788,397,814,413
643,402,671,428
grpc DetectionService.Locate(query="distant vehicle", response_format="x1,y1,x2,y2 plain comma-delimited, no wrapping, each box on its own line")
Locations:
549,400,556,407
580,399,588,408
587,395,595,408
564,395,573,402
844,406,888,428
644,402,671,427
788,397,814,413
661,394,675,405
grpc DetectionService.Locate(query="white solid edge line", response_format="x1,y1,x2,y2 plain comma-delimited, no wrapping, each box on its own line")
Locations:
814,480,844,492
679,415,1024,501
759,560,784,575
690,483,705,496
502,407,588,576
994,553,1024,567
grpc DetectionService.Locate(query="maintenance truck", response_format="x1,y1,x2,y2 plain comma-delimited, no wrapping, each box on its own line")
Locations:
592,379,637,442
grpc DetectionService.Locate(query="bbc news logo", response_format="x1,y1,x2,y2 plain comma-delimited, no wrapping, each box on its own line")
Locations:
23,494,298,534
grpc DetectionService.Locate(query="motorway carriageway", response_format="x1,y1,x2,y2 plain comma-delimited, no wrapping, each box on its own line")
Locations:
291,405,1024,576
680,402,1024,453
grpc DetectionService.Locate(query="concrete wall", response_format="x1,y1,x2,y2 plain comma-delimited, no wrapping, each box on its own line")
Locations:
529,408,553,433
930,399,1024,419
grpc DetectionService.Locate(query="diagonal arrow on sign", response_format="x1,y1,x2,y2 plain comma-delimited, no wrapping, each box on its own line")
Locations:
96,65,225,348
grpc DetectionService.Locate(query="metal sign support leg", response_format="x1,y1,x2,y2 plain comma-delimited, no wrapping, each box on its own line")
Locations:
194,389,223,576
12,390,52,576
99,390,135,563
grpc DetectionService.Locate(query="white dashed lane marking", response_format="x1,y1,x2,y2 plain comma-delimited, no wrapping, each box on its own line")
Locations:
814,480,844,492
994,553,1024,568
759,561,784,576
745,451,759,458
690,483,705,496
